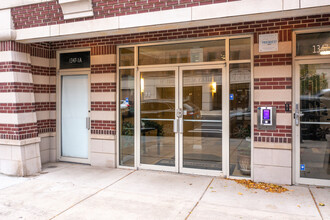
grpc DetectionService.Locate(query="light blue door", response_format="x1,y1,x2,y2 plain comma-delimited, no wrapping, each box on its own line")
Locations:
61,75,89,159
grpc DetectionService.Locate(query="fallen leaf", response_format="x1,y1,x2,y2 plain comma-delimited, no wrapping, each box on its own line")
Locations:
238,192,243,195
211,190,216,192
297,205,301,208
210,187,213,189
319,203,325,206
228,179,289,193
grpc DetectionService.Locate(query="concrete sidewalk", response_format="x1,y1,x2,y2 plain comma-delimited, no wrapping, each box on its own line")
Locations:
0,163,328,220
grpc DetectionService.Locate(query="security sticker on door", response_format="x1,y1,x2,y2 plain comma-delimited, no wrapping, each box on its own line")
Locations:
257,107,276,130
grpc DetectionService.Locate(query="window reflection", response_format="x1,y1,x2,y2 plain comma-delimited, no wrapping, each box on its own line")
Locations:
229,63,251,177
119,47,134,66
300,63,330,180
140,71,176,166
119,69,135,166
183,69,222,170
139,40,225,65
230,38,251,60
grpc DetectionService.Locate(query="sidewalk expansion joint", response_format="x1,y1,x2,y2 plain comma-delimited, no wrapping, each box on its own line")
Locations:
49,170,136,220
308,186,324,220
185,177,214,220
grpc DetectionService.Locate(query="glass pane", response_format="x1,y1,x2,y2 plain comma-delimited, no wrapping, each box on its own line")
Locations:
296,32,330,56
183,69,222,170
230,38,251,60
139,40,225,65
229,63,251,177
119,47,134,66
61,75,89,158
140,71,176,166
300,63,330,180
119,69,135,166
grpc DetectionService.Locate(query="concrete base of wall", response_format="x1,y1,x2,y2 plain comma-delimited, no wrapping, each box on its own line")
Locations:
253,147,292,185
90,138,116,168
39,134,56,164
0,138,42,176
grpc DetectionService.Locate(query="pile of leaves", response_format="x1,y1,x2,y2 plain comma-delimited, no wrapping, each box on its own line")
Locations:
231,179,289,193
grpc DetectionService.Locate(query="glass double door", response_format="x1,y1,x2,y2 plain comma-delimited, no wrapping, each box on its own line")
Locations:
138,65,223,175
295,60,330,185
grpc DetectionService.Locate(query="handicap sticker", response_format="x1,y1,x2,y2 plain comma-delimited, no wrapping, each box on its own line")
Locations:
229,94,234,100
300,164,305,171
125,97,129,103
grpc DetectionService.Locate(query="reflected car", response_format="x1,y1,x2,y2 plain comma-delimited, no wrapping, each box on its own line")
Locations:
120,100,130,110
140,99,201,134
300,90,330,141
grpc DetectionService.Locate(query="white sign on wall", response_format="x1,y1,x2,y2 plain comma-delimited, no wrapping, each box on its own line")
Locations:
259,33,278,52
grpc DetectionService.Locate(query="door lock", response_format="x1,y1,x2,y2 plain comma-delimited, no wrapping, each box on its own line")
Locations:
176,108,183,118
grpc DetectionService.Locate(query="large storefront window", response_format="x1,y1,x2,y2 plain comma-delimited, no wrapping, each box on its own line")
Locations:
139,40,225,65
118,37,252,177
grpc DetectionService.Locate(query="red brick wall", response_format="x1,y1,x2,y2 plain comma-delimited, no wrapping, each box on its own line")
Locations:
254,125,292,144
11,0,238,29
0,103,36,114
254,54,292,66
91,120,116,135
30,43,56,135
0,123,38,140
254,78,292,90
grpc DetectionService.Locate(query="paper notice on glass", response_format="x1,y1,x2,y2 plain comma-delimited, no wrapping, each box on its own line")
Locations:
259,33,278,52
190,48,203,63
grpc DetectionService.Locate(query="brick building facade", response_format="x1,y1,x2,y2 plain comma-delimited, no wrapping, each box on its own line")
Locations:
0,0,329,186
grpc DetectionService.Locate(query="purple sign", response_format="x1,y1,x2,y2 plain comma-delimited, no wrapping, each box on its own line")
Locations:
263,109,270,120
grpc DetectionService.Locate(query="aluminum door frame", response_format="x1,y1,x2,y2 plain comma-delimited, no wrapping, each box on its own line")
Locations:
137,66,179,172
57,69,91,164
178,65,226,176
293,58,330,186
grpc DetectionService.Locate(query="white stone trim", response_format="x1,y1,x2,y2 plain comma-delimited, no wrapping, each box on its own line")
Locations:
120,7,191,29
91,134,115,140
0,51,30,63
91,54,116,65
58,0,93,20
0,93,35,104
36,110,56,121
34,93,55,102
254,66,292,78
91,73,115,83
253,42,292,56
301,0,330,8
254,89,292,102
0,112,37,124
0,72,33,83
254,141,291,150
31,56,55,68
91,111,115,121
91,92,115,102
14,2,330,43
191,0,283,21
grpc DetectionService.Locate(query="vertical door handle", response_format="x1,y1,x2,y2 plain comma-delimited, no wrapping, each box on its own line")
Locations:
294,104,304,126
86,117,90,130
179,118,183,133
173,119,178,133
